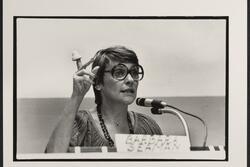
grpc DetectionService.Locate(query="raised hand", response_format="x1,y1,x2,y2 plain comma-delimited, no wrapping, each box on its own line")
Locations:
72,66,99,97
71,50,99,97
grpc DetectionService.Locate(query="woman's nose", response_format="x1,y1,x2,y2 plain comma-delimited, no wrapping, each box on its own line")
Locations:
124,73,135,84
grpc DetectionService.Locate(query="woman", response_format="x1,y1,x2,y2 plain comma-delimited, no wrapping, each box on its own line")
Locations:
46,46,162,153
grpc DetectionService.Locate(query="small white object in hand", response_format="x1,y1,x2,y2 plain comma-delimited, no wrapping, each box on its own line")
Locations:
72,50,82,70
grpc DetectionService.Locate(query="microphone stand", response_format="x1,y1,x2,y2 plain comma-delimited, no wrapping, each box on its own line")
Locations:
151,107,191,147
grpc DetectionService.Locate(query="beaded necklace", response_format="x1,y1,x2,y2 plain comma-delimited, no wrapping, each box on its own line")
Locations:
97,109,134,147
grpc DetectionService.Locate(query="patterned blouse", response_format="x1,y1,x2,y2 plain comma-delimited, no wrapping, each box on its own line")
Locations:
69,110,163,148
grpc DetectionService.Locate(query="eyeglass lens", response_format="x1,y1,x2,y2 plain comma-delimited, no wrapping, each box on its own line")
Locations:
112,64,143,81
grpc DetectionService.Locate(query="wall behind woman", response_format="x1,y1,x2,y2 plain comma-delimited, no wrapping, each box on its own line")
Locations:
17,96,225,153
16,19,226,153
17,19,225,98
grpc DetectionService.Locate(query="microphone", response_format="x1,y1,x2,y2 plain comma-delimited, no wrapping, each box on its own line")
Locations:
136,98,167,108
136,97,208,147
151,107,163,114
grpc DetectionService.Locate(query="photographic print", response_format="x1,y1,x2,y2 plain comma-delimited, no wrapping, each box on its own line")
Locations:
3,0,247,167
15,17,227,160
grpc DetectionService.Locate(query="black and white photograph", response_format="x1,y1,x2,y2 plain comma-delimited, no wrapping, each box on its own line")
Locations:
3,0,247,167
15,17,227,160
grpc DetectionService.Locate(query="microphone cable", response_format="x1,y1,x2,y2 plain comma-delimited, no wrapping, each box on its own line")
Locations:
163,104,208,147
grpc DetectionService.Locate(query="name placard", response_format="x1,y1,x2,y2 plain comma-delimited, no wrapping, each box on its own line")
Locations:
115,134,191,152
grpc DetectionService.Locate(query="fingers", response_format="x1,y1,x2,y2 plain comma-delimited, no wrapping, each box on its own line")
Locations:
74,66,100,85
91,66,100,75
76,60,82,70
74,74,94,85
72,51,100,95
79,55,97,70
76,68,94,78
90,66,100,80
76,66,99,78
81,57,95,69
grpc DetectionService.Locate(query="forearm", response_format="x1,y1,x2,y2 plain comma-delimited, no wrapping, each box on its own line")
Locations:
46,94,83,153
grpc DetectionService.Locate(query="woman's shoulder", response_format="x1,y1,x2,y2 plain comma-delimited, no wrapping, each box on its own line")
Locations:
75,108,96,122
132,111,163,135
70,109,96,146
133,111,156,124
72,109,98,134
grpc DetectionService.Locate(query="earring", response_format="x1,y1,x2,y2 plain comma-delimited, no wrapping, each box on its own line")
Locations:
95,85,101,90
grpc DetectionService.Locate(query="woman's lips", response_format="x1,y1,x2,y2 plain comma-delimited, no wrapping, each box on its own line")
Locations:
121,89,135,93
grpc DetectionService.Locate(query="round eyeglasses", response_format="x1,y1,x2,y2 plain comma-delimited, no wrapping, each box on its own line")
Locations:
104,63,144,81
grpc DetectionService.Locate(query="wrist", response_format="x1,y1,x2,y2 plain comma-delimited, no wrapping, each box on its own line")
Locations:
62,94,84,116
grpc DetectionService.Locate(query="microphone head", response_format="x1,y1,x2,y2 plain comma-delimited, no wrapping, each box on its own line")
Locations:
136,98,145,106
136,97,165,108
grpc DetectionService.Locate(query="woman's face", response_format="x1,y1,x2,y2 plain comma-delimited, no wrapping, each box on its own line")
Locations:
100,61,139,105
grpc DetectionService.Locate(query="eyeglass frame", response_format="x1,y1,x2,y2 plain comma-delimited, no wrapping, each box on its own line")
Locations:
104,63,144,81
